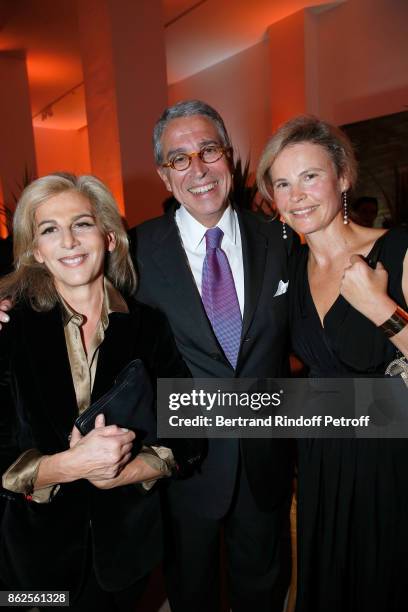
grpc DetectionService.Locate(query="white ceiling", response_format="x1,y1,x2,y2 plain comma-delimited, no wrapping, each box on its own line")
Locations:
0,0,343,130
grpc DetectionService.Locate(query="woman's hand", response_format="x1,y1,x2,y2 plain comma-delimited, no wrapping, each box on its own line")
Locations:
36,414,135,488
340,255,396,325
0,299,11,330
66,414,135,481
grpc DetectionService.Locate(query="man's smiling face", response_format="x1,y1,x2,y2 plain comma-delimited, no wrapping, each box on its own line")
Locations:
157,115,232,227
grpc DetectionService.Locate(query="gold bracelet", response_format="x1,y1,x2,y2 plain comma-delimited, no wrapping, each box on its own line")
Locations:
380,306,408,337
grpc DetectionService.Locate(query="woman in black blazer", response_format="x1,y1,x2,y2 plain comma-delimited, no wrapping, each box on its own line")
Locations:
0,173,200,611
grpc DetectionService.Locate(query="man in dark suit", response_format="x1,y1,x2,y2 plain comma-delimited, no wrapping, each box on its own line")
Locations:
129,100,294,612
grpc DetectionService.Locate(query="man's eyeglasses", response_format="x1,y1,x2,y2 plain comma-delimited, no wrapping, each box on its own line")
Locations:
162,144,230,172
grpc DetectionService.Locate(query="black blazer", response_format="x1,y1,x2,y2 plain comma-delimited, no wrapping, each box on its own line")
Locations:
0,236,13,277
129,207,295,518
0,298,195,597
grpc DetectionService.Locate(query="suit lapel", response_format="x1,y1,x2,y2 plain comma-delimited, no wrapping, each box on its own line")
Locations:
24,305,77,444
151,210,269,363
151,214,221,352
239,211,268,340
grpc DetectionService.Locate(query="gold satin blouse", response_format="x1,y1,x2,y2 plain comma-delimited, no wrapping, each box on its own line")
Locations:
2,279,174,502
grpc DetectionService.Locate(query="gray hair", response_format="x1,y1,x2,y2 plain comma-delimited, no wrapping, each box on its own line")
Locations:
153,100,232,165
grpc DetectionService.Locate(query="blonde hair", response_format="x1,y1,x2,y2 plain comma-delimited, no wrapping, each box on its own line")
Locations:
0,173,136,310
257,115,358,204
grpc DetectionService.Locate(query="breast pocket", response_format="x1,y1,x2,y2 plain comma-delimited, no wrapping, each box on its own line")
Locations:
273,279,289,298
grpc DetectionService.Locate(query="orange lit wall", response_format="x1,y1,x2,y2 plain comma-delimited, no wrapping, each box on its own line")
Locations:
316,0,408,125
268,9,307,131
78,0,125,215
108,0,168,226
33,126,91,178
78,0,168,227
0,52,37,235
0,178,7,238
168,0,408,174
169,40,271,173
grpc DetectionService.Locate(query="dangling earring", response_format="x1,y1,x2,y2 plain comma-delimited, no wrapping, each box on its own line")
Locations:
342,191,349,225
279,214,288,239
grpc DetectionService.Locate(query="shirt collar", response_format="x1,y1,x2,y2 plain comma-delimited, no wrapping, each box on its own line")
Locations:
60,278,128,328
176,204,237,251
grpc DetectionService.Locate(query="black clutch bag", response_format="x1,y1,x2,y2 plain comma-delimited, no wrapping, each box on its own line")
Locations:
74,359,157,445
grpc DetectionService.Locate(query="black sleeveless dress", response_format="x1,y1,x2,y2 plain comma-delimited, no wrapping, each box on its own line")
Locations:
290,227,408,612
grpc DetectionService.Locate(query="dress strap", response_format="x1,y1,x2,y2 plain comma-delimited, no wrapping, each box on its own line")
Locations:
365,231,389,268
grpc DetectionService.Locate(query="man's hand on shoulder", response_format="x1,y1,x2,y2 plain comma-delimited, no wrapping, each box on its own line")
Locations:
0,299,11,330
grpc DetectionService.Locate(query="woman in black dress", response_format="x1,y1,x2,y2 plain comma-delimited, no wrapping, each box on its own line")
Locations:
257,116,408,612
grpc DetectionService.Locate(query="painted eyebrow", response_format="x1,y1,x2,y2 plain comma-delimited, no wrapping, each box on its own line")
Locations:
166,139,221,158
272,167,324,185
37,213,96,228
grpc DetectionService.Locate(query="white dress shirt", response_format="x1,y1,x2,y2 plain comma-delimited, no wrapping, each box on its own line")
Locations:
175,205,245,316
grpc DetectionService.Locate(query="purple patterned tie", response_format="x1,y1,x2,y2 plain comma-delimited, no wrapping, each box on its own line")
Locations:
201,227,242,369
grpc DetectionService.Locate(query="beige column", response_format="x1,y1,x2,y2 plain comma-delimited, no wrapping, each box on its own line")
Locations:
0,51,37,237
77,0,168,227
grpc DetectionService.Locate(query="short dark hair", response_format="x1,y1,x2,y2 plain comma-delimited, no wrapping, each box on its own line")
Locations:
153,100,232,165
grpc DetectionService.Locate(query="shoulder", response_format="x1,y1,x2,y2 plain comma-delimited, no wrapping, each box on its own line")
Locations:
348,224,407,264
381,226,408,247
376,226,408,308
238,208,278,232
238,209,279,241
128,213,176,264
0,237,13,275
0,299,55,354
2,298,36,328
129,213,173,243
238,208,299,255
378,226,408,263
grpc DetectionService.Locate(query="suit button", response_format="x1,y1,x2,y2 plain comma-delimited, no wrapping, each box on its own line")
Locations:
211,353,223,361
243,337,251,343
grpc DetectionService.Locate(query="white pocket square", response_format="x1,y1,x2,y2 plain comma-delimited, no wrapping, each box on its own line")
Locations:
273,280,289,297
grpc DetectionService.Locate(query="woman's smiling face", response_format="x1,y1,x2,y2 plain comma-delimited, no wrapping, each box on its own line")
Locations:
269,142,349,235
33,190,115,295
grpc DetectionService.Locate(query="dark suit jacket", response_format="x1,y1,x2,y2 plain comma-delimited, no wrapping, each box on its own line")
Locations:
129,207,295,518
0,298,195,597
0,236,13,277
